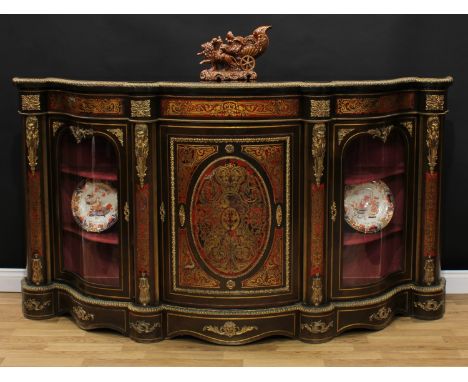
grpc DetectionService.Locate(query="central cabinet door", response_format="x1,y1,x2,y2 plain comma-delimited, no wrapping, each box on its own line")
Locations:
159,125,301,308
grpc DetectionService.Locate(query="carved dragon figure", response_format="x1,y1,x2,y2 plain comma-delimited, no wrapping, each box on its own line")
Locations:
197,25,272,81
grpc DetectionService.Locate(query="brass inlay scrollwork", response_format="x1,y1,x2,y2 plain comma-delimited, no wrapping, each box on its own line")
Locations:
225,144,235,153
31,253,43,286
131,100,151,117
414,299,444,312
179,204,186,227
426,116,439,174
107,128,124,146
124,202,130,222
138,273,151,306
311,276,323,306
25,116,39,175
425,94,444,111
72,306,95,321
130,320,160,334
423,257,435,286
330,201,337,222
160,202,166,223
367,125,393,143
311,123,326,186
69,126,93,144
310,99,330,118
21,94,41,111
135,124,149,188
202,321,258,337
301,320,333,334
369,306,392,322
52,121,64,136
23,298,51,312
337,128,355,145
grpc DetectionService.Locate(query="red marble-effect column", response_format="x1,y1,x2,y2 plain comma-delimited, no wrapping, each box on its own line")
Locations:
135,184,150,275
422,172,439,285
27,170,45,285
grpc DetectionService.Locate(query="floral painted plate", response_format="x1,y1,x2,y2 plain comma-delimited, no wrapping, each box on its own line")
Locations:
71,179,118,233
344,180,394,234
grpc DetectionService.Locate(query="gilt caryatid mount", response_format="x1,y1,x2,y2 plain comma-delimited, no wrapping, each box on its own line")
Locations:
198,25,272,81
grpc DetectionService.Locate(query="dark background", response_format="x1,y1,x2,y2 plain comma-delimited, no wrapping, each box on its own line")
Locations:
0,15,466,269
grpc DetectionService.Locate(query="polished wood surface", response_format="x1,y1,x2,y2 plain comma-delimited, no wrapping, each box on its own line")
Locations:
1,292,467,366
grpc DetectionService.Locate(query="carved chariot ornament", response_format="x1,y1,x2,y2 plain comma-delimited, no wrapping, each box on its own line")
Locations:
198,25,271,81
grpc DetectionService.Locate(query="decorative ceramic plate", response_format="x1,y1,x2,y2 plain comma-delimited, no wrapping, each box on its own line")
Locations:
71,179,118,233
344,180,394,234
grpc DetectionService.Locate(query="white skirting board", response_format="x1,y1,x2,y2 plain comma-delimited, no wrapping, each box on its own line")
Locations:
0,268,467,293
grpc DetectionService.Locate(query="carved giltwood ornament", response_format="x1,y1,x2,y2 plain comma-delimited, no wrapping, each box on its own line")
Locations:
131,100,151,118
21,94,41,111
369,306,392,322
124,202,130,222
337,128,355,145
202,321,258,337
423,257,435,286
25,116,39,175
330,201,337,222
138,273,151,306
73,306,95,321
301,320,333,334
135,124,149,188
402,121,413,137
367,125,393,143
107,128,124,146
52,121,64,136
179,204,186,227
311,275,323,306
311,123,326,186
31,253,44,286
130,320,160,334
414,299,444,312
69,125,93,144
310,99,331,118
23,298,51,312
425,94,444,111
276,204,283,227
426,116,440,174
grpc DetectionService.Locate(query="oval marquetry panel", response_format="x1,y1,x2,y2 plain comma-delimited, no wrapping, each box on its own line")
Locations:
190,157,272,278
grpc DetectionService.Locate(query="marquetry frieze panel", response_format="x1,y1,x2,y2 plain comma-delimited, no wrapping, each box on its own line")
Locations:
160,98,300,119
48,92,124,116
336,92,415,116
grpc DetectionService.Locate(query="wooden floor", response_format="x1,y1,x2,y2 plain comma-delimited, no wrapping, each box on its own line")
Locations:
1,293,468,366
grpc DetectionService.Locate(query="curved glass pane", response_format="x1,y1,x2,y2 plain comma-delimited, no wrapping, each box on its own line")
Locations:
341,131,406,287
59,130,120,287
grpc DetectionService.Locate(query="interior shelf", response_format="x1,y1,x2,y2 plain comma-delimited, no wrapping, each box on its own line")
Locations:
61,166,118,181
63,224,119,245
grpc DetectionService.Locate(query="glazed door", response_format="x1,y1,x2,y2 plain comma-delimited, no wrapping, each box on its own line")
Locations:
50,119,131,299
329,119,417,300
158,124,301,308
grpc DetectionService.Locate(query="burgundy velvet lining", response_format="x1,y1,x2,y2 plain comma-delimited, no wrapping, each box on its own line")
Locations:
59,131,120,287
341,133,405,287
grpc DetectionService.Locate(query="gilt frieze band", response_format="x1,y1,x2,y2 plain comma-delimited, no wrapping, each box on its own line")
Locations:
161,98,300,119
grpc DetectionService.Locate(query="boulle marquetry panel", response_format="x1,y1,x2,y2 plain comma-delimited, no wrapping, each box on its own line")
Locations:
15,76,452,344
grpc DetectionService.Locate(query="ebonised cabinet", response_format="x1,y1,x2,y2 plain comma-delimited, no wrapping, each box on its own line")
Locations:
15,76,451,344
